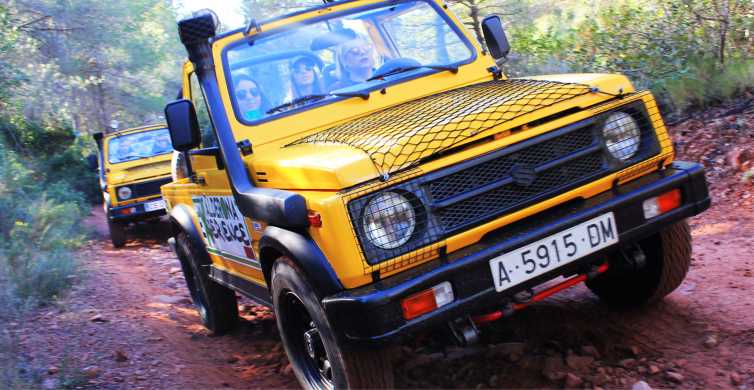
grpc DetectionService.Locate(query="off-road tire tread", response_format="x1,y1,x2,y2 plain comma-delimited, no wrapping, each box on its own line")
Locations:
176,232,238,334
649,220,692,302
271,257,393,389
586,220,692,306
108,220,126,248
343,348,394,389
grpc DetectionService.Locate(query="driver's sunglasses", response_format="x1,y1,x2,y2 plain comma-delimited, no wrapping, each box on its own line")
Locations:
295,64,315,73
346,45,372,56
236,88,260,100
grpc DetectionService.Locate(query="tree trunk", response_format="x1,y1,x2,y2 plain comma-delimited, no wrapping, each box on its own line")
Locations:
470,2,484,47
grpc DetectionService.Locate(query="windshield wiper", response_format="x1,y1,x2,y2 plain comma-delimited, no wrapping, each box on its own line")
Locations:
366,64,459,82
266,94,329,114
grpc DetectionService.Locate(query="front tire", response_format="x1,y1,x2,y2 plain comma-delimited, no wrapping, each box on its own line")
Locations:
586,220,692,306
107,219,127,248
175,232,238,334
271,257,393,389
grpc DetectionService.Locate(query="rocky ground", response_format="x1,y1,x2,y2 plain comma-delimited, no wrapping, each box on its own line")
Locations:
5,100,754,389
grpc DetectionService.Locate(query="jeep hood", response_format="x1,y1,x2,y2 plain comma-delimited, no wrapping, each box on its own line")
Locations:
258,74,633,190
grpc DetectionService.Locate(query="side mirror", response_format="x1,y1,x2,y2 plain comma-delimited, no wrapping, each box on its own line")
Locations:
164,99,201,152
481,15,510,60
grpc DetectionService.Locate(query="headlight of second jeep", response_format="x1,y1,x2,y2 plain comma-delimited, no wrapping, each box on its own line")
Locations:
602,111,641,161
362,191,416,249
117,186,132,200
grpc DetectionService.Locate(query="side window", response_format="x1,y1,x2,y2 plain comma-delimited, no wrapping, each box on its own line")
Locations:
189,72,217,148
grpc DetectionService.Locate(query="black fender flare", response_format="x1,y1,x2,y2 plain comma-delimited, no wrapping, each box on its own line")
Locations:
168,203,206,257
259,226,343,297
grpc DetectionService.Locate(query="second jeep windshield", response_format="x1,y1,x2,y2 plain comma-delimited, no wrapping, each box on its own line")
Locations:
224,0,473,122
107,128,172,164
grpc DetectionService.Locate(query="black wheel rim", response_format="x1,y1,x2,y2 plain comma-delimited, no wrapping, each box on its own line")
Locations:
279,291,334,390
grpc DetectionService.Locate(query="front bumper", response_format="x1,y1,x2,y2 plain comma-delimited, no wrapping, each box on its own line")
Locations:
322,161,710,345
108,197,167,222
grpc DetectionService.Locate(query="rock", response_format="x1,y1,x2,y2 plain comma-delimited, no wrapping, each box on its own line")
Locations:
619,345,641,356
632,380,653,390
445,346,483,361
649,364,661,375
619,358,637,369
155,295,184,304
665,371,684,383
42,378,59,390
113,350,128,362
169,267,182,275
82,365,102,378
89,314,107,323
674,359,688,368
580,345,600,358
703,334,718,348
47,366,59,375
489,342,526,362
592,373,610,386
227,355,239,363
565,355,594,372
564,373,583,388
542,356,566,382
727,147,753,171
730,372,742,385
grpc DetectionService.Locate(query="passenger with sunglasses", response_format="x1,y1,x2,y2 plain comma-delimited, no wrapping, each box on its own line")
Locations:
233,75,270,121
330,35,376,90
290,57,325,99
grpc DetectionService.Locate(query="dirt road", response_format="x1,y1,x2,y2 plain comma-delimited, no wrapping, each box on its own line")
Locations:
10,109,754,389
10,189,751,390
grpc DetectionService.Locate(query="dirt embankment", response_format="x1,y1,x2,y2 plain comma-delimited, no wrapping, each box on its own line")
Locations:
7,101,754,389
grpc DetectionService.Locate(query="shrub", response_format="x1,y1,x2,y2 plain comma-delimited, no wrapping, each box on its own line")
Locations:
0,139,89,306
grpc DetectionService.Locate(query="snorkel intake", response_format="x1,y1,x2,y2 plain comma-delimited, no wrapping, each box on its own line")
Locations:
176,12,309,229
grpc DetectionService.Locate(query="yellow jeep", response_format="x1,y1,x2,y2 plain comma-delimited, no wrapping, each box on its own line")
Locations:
161,2,710,388
93,125,173,247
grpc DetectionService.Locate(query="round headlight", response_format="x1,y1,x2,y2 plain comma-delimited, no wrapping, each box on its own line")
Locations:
603,112,641,161
117,186,132,200
361,192,416,250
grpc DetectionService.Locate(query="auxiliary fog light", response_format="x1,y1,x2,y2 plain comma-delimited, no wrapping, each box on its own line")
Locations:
401,281,454,320
643,189,681,219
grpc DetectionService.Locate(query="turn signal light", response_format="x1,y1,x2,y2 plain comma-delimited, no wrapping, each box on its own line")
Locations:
307,211,322,227
118,207,136,215
643,189,681,219
401,281,454,320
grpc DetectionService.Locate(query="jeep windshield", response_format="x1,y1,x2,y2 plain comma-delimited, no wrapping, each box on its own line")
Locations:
223,0,474,123
107,128,173,164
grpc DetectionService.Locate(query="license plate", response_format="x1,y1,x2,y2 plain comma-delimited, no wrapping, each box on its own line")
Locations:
489,212,618,292
144,199,166,212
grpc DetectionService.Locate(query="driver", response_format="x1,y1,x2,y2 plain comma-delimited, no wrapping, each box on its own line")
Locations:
329,35,376,90
114,139,134,161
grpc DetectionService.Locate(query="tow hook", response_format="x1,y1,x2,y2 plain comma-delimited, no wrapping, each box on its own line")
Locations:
448,316,480,346
618,244,647,271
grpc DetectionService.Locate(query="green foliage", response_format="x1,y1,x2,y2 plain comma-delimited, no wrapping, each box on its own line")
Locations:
493,0,754,112
3,0,183,131
0,137,89,306
663,58,754,111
